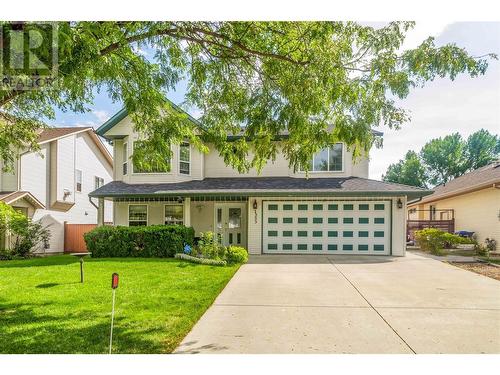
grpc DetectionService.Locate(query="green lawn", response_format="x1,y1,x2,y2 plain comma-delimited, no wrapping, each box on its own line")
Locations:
0,256,239,354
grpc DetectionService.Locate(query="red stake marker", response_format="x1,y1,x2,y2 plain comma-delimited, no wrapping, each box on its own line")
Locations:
109,273,119,354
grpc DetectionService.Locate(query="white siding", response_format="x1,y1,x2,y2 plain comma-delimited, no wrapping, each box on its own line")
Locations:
23,132,114,252
20,144,49,205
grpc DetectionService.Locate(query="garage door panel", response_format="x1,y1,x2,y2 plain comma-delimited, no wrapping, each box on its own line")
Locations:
263,200,391,255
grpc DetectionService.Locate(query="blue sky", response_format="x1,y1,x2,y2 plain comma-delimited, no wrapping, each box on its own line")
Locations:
48,22,500,180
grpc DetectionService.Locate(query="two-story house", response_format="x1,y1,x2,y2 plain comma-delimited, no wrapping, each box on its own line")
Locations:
0,127,113,253
91,106,431,256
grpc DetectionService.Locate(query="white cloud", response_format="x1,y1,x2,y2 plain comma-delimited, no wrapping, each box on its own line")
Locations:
92,110,110,123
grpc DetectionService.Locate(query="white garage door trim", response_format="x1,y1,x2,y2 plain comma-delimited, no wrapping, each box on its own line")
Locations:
262,199,392,255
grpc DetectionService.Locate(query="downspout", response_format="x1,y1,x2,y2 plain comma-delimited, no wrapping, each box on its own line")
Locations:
89,196,99,210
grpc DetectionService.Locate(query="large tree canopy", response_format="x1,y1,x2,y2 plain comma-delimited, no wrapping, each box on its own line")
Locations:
0,21,495,172
383,129,500,187
381,150,428,188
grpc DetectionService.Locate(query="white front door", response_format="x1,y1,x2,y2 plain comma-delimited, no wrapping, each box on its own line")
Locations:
214,203,247,247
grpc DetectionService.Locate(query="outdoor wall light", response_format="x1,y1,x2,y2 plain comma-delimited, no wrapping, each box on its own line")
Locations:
397,198,403,209
252,200,258,210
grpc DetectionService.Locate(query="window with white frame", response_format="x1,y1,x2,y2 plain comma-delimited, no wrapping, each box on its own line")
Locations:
307,143,343,172
122,143,128,175
128,205,147,226
133,141,171,173
179,142,190,175
75,169,82,192
164,204,184,225
94,176,104,189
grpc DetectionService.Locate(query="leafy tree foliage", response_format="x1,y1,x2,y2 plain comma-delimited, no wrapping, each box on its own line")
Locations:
383,129,500,187
464,129,500,171
421,133,467,186
0,21,495,172
382,151,428,188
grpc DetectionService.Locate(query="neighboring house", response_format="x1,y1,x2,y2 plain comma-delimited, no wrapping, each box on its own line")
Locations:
0,127,113,253
90,106,431,256
408,161,500,249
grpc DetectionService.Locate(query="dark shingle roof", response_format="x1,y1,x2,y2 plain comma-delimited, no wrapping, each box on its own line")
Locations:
413,161,500,204
90,177,431,200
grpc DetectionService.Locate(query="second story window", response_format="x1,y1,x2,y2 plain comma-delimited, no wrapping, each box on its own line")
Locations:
308,143,344,172
122,143,128,175
179,142,190,175
95,176,104,189
75,169,82,192
133,141,171,174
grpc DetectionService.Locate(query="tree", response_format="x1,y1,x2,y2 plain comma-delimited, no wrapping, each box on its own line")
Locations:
0,21,495,172
464,129,500,171
382,150,428,188
420,133,467,185
382,129,500,188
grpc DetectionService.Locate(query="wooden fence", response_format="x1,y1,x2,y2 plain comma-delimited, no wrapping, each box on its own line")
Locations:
64,223,97,253
406,219,455,241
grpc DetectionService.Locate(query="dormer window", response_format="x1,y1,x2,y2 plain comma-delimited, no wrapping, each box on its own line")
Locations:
308,143,344,172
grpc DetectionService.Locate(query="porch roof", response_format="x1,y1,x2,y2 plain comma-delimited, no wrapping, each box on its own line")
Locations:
89,177,432,200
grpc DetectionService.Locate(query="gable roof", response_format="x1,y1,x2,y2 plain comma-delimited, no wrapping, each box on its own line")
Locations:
0,191,45,209
409,161,500,205
90,176,431,200
96,100,202,138
96,105,384,139
37,127,113,167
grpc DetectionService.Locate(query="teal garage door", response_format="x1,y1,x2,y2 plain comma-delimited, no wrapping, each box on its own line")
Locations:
262,200,391,255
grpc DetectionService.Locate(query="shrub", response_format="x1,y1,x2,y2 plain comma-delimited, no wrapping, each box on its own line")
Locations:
197,231,226,260
84,225,195,258
485,238,497,253
174,253,227,266
225,246,248,264
414,228,463,255
9,218,51,257
0,202,50,258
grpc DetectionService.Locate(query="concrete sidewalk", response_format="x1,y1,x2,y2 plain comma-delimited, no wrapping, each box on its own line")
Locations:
174,252,500,354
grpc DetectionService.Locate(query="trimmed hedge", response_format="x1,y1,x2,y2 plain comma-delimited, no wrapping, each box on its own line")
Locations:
84,225,195,258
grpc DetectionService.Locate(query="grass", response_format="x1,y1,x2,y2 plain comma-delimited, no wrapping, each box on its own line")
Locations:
0,255,239,354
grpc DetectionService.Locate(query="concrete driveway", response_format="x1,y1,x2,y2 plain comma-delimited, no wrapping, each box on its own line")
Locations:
175,252,500,354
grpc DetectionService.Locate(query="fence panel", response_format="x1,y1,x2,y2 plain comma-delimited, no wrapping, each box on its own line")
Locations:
64,223,97,253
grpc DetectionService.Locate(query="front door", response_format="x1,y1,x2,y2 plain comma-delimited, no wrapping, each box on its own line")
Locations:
214,203,247,247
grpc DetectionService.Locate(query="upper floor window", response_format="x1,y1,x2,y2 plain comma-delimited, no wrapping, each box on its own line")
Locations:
122,143,128,175
308,143,343,172
95,176,104,189
133,141,171,174
179,142,190,175
165,204,184,225
129,204,147,226
75,169,82,192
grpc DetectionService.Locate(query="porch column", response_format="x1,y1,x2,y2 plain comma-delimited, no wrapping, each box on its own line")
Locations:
183,197,191,227
97,197,105,226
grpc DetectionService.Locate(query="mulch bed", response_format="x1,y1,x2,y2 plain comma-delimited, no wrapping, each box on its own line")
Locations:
449,262,500,281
